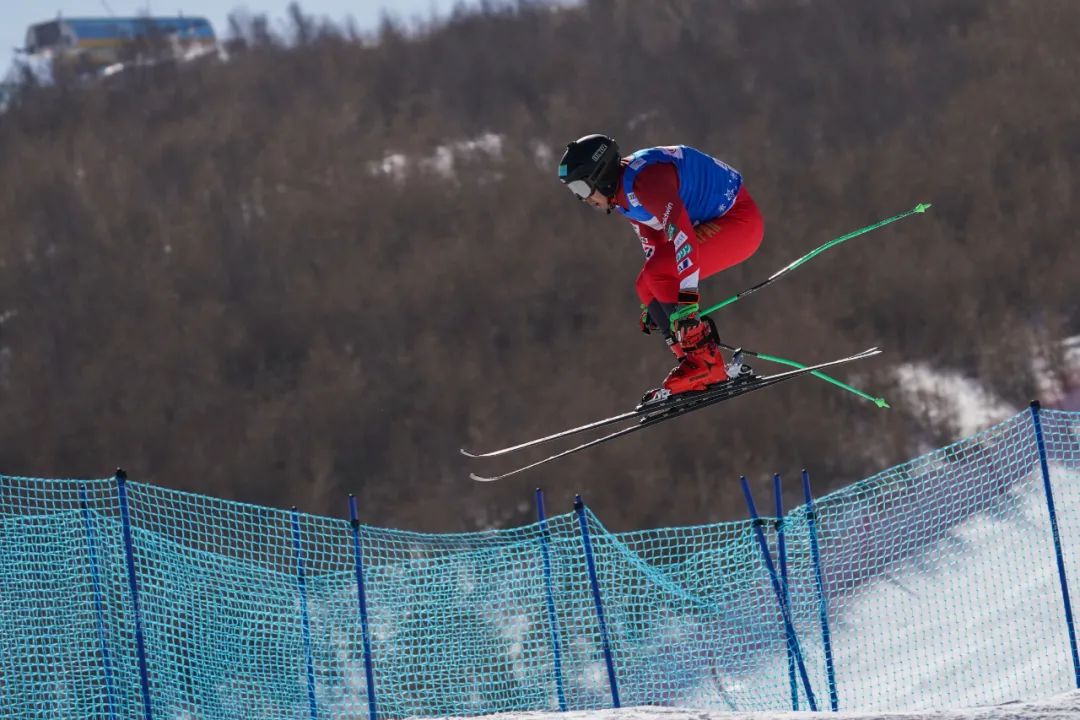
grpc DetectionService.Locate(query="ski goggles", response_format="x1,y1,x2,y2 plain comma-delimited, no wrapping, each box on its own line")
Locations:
565,179,593,200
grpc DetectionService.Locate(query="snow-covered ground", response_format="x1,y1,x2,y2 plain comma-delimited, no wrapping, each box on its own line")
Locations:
787,467,1078,710
432,465,1080,720
447,690,1080,720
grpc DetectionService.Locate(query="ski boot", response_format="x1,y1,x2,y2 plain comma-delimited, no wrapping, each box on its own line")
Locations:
662,319,730,391
639,318,748,407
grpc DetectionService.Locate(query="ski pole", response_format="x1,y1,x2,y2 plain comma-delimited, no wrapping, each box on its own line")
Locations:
700,203,932,317
719,343,889,408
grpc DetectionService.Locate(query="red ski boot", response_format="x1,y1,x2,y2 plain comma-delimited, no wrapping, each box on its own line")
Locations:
661,319,732,395
639,319,736,407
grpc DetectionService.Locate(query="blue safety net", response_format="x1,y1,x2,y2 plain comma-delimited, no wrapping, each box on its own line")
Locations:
2,407,1079,719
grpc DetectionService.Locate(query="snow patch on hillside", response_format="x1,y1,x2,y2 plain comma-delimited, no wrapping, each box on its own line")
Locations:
372,133,504,180
894,363,1017,436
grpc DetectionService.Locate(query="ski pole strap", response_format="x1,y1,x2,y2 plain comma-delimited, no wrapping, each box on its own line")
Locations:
700,202,932,318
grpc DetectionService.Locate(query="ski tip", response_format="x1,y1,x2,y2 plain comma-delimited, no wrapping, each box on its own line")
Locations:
914,202,932,213
875,397,891,409
460,448,481,458
469,473,497,483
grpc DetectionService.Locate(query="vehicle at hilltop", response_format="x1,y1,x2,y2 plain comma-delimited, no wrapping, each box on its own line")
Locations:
20,16,219,77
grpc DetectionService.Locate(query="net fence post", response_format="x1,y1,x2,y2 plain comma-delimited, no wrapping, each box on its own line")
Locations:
80,483,119,720
740,476,817,711
116,469,154,720
774,473,797,711
536,488,567,711
574,494,620,708
291,507,319,720
1029,400,1080,687
348,495,378,720
802,469,838,711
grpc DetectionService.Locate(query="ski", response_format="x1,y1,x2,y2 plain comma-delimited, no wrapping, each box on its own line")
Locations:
462,346,880,459
468,347,880,482
460,379,702,459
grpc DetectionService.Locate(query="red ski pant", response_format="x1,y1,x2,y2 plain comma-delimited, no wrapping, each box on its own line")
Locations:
634,186,764,306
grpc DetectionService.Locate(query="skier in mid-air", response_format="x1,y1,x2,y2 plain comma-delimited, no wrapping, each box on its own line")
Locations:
558,134,764,401
465,132,906,479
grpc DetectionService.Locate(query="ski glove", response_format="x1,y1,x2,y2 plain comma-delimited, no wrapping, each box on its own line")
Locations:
639,304,661,334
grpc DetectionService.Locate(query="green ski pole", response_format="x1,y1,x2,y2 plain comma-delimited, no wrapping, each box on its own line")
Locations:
704,203,931,407
701,203,932,317
719,343,890,408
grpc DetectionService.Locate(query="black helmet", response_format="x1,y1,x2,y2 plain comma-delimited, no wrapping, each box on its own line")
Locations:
558,134,621,200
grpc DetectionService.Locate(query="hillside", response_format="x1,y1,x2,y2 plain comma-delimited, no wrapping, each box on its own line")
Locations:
0,0,1077,530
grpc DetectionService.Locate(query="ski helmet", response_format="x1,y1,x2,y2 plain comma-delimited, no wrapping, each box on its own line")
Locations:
557,134,621,200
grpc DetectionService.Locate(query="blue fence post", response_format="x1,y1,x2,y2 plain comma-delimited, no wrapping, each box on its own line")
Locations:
291,507,319,720
536,489,568,712
348,495,378,720
574,494,620,708
1029,401,1080,687
80,484,119,720
774,474,798,711
740,476,817,711
802,469,839,711
116,469,154,720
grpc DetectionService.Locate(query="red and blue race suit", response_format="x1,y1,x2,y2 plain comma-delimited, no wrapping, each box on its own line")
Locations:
613,145,764,335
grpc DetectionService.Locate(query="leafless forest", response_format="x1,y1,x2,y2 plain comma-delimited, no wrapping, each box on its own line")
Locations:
0,0,1077,531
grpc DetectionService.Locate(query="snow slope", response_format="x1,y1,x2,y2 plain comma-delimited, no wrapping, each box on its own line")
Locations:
445,690,1080,720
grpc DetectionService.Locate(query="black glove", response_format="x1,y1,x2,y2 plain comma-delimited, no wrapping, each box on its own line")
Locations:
639,304,661,334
